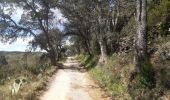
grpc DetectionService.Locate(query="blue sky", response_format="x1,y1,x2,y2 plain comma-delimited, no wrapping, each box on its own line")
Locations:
0,7,66,52
0,38,33,51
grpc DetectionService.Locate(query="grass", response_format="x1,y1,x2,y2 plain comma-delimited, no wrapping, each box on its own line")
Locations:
58,57,67,63
77,54,131,99
77,51,170,99
90,68,127,96
80,55,99,70
0,52,59,100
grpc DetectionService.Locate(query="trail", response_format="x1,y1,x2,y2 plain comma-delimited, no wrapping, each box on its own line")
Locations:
40,57,110,100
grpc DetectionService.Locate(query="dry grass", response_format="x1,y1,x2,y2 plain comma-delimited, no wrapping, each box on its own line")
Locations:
0,52,58,100
78,48,170,100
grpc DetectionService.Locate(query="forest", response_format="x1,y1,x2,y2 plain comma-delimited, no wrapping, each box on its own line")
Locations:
0,0,170,100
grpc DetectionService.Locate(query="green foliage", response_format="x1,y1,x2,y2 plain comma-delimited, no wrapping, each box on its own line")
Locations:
90,68,126,96
136,61,155,89
78,54,99,70
160,68,170,89
76,54,86,61
79,54,131,99
0,52,57,100
82,55,93,66
148,0,170,37
0,55,8,65
58,57,67,63
30,63,50,75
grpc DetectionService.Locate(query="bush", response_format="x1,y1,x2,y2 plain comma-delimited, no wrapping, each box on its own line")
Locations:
30,64,50,75
79,54,130,99
135,61,156,89
0,55,8,66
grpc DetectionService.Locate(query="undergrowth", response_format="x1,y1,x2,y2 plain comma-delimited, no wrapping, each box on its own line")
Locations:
78,54,132,99
78,52,170,99
0,52,59,100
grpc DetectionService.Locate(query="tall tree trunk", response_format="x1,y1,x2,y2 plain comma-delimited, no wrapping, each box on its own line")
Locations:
134,0,147,72
114,0,120,29
96,0,108,63
99,38,108,62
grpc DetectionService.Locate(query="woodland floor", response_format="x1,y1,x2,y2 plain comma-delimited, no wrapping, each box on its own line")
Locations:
39,57,111,100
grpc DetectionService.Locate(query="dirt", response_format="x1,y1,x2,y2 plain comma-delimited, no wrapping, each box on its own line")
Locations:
40,57,111,100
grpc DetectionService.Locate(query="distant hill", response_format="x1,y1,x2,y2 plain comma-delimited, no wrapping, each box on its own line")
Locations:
0,51,43,56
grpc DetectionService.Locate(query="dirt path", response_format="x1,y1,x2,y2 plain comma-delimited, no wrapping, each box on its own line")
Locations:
40,57,111,100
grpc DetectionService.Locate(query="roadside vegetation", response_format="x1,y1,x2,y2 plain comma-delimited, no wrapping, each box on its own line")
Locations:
78,47,170,99
75,1,170,99
0,52,60,100
0,0,170,99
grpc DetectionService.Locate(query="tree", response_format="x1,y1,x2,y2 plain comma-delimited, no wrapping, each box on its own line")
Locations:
0,0,63,66
59,0,112,62
134,0,148,73
59,0,94,55
0,55,8,66
94,0,109,62
29,29,63,65
59,0,136,63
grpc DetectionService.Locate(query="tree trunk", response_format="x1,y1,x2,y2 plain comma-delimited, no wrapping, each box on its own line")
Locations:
49,50,58,66
49,55,57,66
99,38,108,63
96,0,108,63
84,39,92,56
134,0,147,72
114,0,120,29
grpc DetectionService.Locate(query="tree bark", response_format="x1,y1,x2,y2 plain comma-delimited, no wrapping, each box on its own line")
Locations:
99,38,108,63
84,39,92,56
134,0,147,72
49,55,57,66
96,1,108,63
114,0,120,29
49,50,58,66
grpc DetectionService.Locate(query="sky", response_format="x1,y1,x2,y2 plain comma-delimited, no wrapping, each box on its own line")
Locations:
0,38,33,52
0,6,66,52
